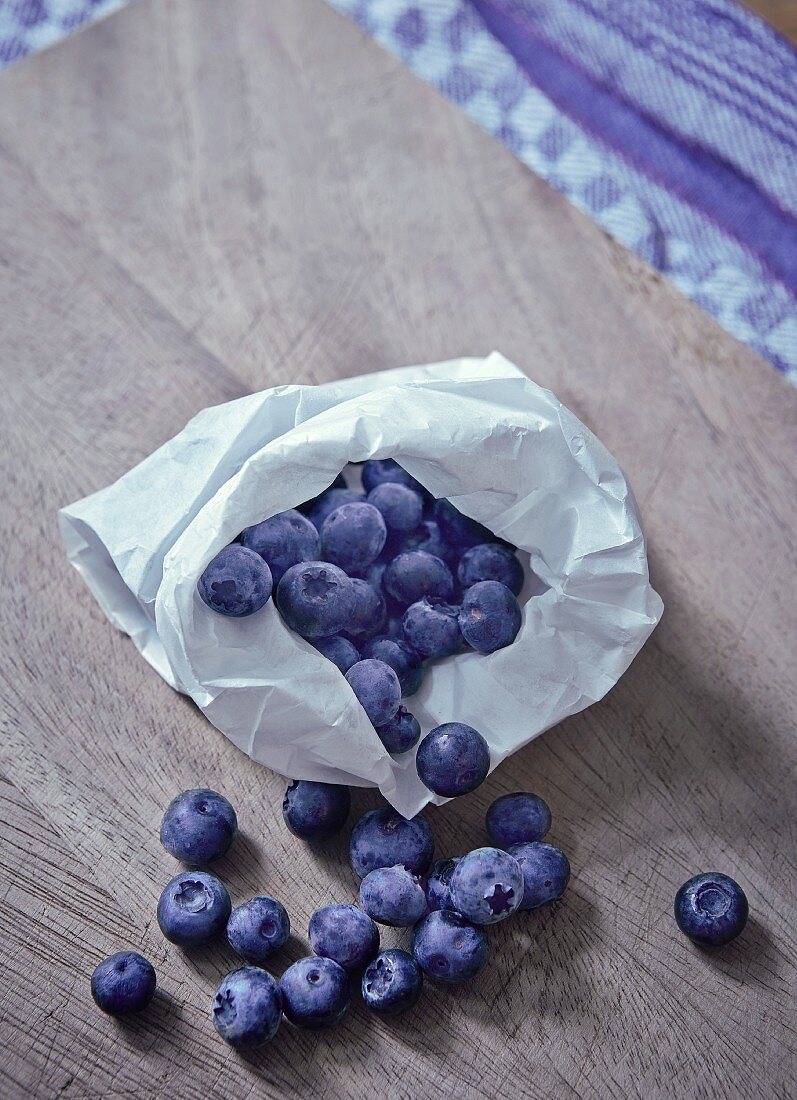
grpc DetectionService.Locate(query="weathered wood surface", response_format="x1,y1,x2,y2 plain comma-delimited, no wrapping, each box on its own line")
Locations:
0,2,794,1097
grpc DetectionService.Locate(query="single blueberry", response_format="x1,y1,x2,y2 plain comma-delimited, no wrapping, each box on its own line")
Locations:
458,543,524,596
349,806,435,878
311,635,360,674
412,910,488,984
277,561,356,638
362,949,423,1015
345,659,401,726
362,458,424,495
416,722,491,798
227,896,290,964
90,951,156,1016
308,903,380,972
376,706,421,754
279,956,350,1029
486,792,552,848
367,483,424,533
450,847,524,925
197,544,273,617
401,518,456,563
673,872,748,946
509,842,571,910
458,580,521,654
384,551,454,607
361,635,423,696
402,597,461,658
159,788,238,864
426,857,461,912
359,865,428,926
157,871,232,947
282,780,351,841
297,471,348,514
347,578,387,638
212,966,282,1049
321,501,387,575
240,508,321,583
433,498,496,551
305,487,365,530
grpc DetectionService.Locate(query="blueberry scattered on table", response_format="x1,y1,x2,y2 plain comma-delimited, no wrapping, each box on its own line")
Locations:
416,722,491,797
426,857,462,913
282,780,351,841
91,951,156,1016
276,561,356,638
345,658,402,726
321,501,387,575
384,550,454,607
361,635,423,696
362,949,423,1015
458,543,524,596
412,910,488,984
197,544,273,617
156,870,232,947
308,903,380,972
673,872,748,946
486,792,551,848
159,788,238,865
227,896,290,964
349,806,435,878
240,509,321,583
375,705,421,754
359,864,428,926
311,634,360,673
458,580,521,653
280,956,351,1029
509,842,571,910
367,483,424,533
402,597,462,658
450,847,524,925
212,966,282,1049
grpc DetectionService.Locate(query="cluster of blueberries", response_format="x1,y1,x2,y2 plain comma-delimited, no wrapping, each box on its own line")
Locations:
90,782,573,1046
196,460,524,779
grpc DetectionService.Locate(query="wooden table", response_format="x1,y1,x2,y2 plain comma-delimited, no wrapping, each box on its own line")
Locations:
0,2,794,1097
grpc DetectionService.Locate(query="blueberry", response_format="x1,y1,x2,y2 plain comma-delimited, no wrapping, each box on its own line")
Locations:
433,499,495,551
306,487,365,530
367,483,424,533
321,502,387,575
362,458,423,495
227,896,290,964
159,788,238,864
157,871,232,947
400,518,452,561
212,966,282,1049
426,857,461,912
486,792,551,848
282,780,351,841
384,551,454,607
90,951,156,1016
308,903,380,972
297,472,348,514
345,659,401,726
347,578,387,638
376,706,421,754
416,722,490,797
311,635,360,674
412,910,488,984
279,956,350,1029
450,847,524,925
673,872,748,946
458,580,521,654
362,949,423,1015
509,842,571,910
349,806,435,877
197,544,273,617
359,865,428,926
277,561,356,638
402,598,461,658
239,509,320,583
458,543,523,596
361,636,423,696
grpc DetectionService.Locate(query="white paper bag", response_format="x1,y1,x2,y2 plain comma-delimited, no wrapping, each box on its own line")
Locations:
60,353,662,818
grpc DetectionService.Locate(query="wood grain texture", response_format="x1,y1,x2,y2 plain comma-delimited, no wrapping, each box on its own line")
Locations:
0,2,795,1097
745,0,797,40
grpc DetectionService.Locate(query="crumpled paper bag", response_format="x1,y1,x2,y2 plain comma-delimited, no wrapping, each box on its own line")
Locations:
60,352,662,818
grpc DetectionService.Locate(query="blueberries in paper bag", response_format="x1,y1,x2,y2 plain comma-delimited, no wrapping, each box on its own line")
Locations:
401,518,454,563
458,542,524,596
361,635,423,696
367,482,424,533
458,580,521,653
197,544,273,617
433,498,496,552
276,561,356,638
321,501,387,575
384,550,454,606
402,597,461,659
345,658,401,726
347,577,387,639
376,705,421,754
362,458,423,495
240,508,320,583
305,487,365,530
311,634,360,673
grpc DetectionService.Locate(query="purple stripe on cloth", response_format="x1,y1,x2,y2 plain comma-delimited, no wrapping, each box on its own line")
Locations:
472,0,797,297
